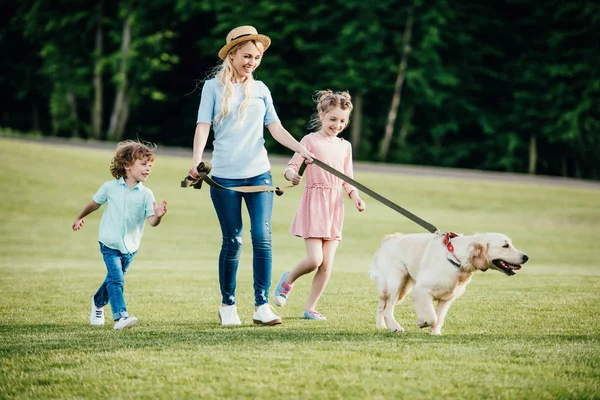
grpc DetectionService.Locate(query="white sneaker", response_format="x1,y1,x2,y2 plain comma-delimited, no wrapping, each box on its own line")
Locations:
219,305,242,326
253,304,282,326
113,317,138,330
90,298,104,326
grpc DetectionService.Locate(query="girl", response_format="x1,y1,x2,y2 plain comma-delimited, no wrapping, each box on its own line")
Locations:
273,90,365,320
187,26,313,326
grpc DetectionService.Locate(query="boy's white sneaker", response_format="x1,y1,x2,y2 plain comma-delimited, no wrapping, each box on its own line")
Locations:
219,305,242,326
113,317,138,330
90,298,105,326
253,304,282,326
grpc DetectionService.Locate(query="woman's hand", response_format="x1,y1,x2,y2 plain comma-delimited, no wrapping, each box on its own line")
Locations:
297,144,314,163
188,164,200,180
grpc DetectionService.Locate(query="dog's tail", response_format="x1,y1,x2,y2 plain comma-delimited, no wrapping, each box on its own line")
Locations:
369,233,404,282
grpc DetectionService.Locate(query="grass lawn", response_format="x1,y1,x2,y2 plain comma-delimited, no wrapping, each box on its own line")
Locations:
0,137,599,399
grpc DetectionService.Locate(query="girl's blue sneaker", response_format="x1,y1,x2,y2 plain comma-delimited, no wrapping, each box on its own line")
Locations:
273,272,293,307
303,310,327,320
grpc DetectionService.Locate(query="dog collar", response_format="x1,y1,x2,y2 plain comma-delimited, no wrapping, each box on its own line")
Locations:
443,232,462,268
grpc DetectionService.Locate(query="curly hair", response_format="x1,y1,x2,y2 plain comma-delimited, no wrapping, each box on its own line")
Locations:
110,140,157,179
308,90,353,131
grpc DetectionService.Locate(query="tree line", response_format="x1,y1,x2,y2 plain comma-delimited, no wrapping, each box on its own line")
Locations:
2,0,599,179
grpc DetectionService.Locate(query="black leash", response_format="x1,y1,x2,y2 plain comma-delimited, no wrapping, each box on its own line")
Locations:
310,158,439,234
181,161,307,196
181,158,438,234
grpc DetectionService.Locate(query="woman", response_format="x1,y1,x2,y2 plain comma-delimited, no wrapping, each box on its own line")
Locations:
188,26,313,326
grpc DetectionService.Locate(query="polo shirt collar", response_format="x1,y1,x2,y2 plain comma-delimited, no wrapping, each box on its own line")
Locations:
118,177,143,190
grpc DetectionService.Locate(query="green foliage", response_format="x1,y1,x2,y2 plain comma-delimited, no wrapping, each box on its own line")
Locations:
507,0,600,178
3,0,600,179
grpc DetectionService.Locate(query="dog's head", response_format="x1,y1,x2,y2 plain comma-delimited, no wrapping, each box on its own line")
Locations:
469,233,528,275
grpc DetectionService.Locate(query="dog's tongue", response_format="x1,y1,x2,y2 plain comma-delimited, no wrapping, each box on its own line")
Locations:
500,260,521,270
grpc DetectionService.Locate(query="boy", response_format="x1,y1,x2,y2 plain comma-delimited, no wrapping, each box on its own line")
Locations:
73,140,167,329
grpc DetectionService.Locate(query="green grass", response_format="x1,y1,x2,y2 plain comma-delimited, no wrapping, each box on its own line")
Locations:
1,137,599,399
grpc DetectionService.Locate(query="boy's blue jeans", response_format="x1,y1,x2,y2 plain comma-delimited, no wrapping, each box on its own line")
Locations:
210,171,274,307
94,242,136,320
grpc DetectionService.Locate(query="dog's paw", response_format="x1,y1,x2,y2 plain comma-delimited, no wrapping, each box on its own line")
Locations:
416,318,435,328
389,325,404,333
429,329,442,335
376,322,388,329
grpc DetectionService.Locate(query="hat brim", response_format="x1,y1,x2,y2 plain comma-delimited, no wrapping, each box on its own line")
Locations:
218,34,271,60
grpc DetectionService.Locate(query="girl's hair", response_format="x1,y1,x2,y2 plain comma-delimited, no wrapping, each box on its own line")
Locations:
110,140,157,179
308,90,353,130
210,40,264,125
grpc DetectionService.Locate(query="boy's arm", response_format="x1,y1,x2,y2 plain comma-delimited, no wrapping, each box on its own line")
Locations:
72,200,101,231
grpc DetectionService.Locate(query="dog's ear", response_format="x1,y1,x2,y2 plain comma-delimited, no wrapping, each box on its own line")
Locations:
470,242,490,271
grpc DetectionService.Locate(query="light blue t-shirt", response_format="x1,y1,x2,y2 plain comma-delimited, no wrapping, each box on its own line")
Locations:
196,78,280,179
93,178,156,254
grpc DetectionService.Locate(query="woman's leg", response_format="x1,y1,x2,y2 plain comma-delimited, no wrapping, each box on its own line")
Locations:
210,179,244,306
244,172,274,306
305,240,339,311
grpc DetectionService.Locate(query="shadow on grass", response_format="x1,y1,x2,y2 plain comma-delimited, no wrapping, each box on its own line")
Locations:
1,323,599,357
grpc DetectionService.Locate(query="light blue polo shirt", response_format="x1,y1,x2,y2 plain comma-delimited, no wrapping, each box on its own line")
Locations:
93,178,156,254
197,78,280,179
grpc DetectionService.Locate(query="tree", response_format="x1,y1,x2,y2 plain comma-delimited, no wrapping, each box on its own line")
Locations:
380,1,414,161
19,0,97,137
91,0,104,139
507,0,600,178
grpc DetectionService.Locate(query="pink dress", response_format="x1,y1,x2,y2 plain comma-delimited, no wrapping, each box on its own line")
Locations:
285,132,357,240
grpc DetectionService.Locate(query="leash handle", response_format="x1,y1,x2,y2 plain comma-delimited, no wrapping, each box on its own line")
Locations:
180,161,212,189
275,159,307,196
298,160,307,176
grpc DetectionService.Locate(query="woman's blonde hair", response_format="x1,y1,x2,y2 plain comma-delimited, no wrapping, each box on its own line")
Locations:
211,40,264,125
308,90,353,131
110,140,157,179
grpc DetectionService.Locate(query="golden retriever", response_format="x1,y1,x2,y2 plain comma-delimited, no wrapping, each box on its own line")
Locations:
369,232,528,335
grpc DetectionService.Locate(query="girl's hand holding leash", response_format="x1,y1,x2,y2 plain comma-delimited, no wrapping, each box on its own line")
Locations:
286,171,303,186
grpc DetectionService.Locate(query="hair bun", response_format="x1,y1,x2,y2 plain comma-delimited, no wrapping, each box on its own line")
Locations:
315,90,334,104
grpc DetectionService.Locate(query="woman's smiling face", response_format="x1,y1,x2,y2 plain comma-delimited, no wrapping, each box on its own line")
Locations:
229,41,264,82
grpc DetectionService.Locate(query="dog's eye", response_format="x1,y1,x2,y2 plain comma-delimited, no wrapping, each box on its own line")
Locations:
502,244,509,248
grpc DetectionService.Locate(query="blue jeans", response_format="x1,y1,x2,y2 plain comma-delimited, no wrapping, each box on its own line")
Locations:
94,242,136,320
210,171,274,307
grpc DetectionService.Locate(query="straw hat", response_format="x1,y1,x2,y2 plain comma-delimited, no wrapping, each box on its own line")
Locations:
218,26,271,60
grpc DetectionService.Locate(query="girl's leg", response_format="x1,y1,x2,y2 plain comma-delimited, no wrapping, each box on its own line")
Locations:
244,172,274,306
210,178,244,306
273,239,323,307
287,239,324,283
305,240,339,311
